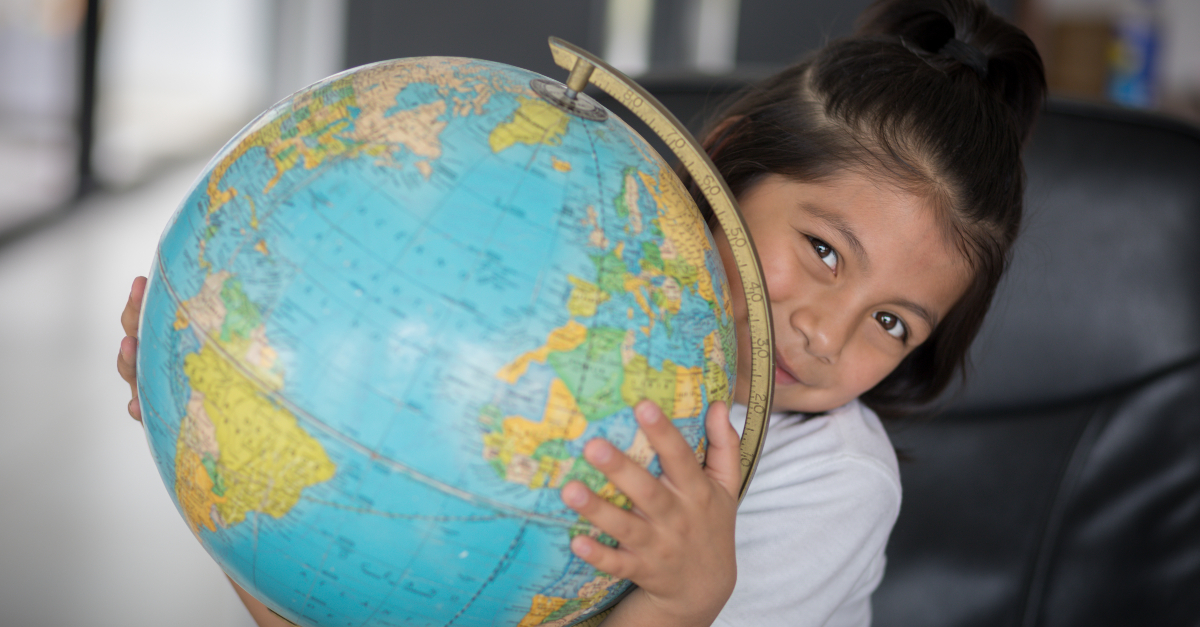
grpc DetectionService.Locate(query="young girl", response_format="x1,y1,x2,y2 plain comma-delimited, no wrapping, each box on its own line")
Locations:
117,0,1044,624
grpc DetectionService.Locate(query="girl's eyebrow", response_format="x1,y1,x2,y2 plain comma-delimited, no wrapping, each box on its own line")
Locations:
894,298,939,333
800,201,868,269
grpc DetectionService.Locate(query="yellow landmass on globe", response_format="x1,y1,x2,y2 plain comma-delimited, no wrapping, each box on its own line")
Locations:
704,330,730,403
672,365,704,419
551,156,572,172
489,96,570,153
263,116,355,193
354,56,511,119
175,418,226,533
178,341,335,531
204,57,518,219
517,595,569,627
566,275,609,318
205,75,357,215
172,272,333,535
615,355,705,419
496,320,588,384
621,355,677,417
341,99,447,162
482,379,588,489
516,574,624,627
637,169,717,305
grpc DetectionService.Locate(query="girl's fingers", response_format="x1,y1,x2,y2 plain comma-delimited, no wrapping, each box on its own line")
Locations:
569,534,636,581
120,277,147,422
122,276,147,337
561,480,647,546
581,437,675,518
700,402,742,498
118,337,138,390
117,336,137,379
632,401,708,493
117,335,142,422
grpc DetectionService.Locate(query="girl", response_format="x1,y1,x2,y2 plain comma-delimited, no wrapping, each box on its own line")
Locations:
117,0,1044,624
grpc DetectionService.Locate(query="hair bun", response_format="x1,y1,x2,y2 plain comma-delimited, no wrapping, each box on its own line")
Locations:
939,38,988,79
855,0,1046,141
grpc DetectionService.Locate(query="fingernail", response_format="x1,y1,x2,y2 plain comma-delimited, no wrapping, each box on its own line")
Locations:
571,536,592,557
587,441,612,464
562,485,587,507
636,403,659,425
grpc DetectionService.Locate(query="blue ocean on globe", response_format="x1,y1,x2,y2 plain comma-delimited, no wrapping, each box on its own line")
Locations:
137,57,736,627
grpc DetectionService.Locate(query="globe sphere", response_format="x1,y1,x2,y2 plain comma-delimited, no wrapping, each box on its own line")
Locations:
138,57,736,627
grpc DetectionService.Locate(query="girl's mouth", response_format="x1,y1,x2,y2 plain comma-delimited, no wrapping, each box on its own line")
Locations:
774,354,804,386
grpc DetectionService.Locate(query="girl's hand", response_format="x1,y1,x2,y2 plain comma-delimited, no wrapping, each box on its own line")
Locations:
117,276,147,421
561,400,741,627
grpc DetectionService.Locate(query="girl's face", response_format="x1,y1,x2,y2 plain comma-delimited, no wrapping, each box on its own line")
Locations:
713,172,972,414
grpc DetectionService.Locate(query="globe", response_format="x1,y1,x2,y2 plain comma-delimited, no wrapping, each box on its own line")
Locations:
137,57,737,627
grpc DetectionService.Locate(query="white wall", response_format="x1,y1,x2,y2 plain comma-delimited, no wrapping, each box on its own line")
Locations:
93,0,274,185
93,0,348,186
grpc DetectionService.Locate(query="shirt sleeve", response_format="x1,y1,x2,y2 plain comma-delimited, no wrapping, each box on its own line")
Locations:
713,451,901,627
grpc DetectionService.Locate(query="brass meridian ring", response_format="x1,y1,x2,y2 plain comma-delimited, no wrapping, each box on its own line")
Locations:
544,37,776,627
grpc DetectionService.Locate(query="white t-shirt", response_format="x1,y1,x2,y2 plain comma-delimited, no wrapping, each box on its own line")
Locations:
713,400,901,627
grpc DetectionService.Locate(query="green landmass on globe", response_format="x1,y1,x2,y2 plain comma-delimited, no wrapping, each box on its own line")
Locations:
138,56,736,627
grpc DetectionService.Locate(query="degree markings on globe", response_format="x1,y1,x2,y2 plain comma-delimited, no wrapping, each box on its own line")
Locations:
139,58,735,627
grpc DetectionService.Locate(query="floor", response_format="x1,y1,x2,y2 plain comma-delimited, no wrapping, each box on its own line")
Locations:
0,161,257,627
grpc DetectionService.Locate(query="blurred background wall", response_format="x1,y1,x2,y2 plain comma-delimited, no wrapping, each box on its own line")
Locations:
5,0,1200,239
0,0,84,233
0,1,1196,625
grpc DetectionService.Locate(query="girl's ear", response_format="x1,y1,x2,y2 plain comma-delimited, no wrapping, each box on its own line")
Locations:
702,115,745,161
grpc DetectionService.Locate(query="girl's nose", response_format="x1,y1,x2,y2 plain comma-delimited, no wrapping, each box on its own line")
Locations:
789,298,855,363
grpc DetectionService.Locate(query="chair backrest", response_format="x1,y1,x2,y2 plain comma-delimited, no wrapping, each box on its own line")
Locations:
871,99,1200,627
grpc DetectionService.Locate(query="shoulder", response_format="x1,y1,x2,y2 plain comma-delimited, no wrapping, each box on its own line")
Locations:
732,399,901,513
728,400,901,574
717,401,901,627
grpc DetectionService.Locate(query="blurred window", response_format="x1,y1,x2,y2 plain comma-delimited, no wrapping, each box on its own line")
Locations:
93,0,274,186
0,0,85,232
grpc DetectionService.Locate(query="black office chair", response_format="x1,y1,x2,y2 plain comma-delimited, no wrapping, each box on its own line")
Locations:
871,99,1200,627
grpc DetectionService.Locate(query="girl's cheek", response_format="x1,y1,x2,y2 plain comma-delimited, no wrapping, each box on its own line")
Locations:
851,344,905,394
756,250,798,301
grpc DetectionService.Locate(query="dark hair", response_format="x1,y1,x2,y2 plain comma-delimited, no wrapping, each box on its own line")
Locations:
682,0,1046,417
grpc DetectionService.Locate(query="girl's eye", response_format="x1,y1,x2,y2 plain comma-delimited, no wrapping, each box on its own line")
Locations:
874,311,908,341
808,237,838,271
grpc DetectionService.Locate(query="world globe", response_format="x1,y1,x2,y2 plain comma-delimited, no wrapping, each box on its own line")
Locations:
137,56,740,627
